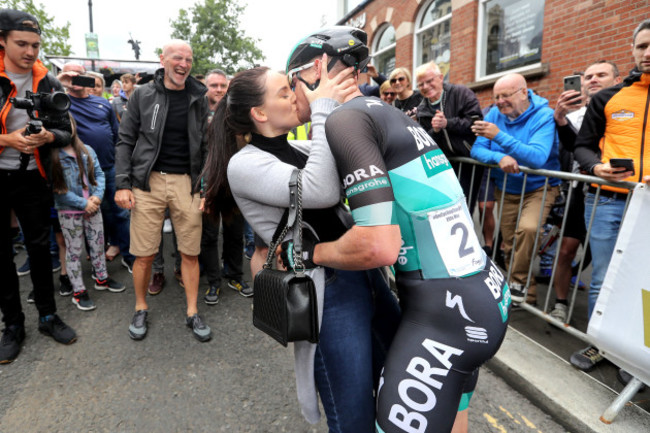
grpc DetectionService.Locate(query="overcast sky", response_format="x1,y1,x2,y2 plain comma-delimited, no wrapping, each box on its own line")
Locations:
39,0,340,71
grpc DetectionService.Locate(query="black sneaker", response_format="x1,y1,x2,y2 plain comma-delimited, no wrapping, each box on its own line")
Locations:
0,324,25,364
72,290,96,311
186,314,211,342
509,282,527,304
228,278,253,297
38,314,77,344
94,277,126,293
204,285,220,305
59,275,73,296
121,258,133,274
27,290,35,304
129,310,148,340
570,346,603,371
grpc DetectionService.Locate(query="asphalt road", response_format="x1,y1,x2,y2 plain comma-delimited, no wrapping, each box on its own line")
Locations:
1,235,569,433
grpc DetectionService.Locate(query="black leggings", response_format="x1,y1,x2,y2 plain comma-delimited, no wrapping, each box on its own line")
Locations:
376,259,511,433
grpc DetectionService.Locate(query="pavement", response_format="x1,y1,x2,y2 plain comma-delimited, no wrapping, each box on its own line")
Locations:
3,233,650,432
489,326,650,433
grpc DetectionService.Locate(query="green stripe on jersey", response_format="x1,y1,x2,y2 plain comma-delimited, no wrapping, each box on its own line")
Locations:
351,202,398,227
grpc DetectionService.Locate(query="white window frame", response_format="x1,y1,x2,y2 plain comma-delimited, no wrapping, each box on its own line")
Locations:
475,0,543,81
372,23,396,76
413,0,452,80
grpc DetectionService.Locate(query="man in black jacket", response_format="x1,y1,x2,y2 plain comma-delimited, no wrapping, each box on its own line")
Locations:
0,9,77,364
115,40,211,342
415,61,484,214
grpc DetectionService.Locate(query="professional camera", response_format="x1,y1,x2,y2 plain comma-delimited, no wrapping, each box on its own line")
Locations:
10,90,71,135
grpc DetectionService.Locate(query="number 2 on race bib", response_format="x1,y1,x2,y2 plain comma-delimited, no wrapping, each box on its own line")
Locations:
428,202,484,277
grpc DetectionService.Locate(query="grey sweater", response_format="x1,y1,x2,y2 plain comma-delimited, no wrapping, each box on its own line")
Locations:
228,98,340,424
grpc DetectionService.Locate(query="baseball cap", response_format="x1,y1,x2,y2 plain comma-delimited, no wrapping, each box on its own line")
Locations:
0,9,41,35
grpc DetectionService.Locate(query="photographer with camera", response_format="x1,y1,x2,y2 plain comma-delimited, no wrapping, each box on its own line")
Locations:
0,9,77,364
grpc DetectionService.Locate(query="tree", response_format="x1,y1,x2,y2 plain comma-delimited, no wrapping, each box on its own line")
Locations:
4,0,72,58
169,0,264,75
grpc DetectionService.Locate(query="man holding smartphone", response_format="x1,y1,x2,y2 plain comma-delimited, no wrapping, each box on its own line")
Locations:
550,62,620,309
573,20,650,369
551,61,621,370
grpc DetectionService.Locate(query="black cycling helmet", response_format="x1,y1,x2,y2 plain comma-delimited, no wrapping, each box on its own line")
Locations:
286,26,370,74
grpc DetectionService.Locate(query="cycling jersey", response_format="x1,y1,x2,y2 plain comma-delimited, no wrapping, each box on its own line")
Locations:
325,96,511,433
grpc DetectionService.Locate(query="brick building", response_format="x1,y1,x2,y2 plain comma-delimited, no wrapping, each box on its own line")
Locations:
338,0,647,108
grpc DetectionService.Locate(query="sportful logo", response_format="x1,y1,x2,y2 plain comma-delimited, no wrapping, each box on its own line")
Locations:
465,326,488,343
611,109,635,121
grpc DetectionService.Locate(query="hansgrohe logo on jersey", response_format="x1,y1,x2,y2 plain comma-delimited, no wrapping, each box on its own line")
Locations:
421,149,450,178
345,177,390,198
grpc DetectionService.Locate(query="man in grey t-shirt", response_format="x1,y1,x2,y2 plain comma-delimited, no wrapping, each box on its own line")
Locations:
0,8,77,364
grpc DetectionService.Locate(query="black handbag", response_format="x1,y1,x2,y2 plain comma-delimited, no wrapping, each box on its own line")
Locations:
252,170,319,347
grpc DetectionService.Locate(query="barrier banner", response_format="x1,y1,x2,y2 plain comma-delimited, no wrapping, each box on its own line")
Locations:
588,184,650,386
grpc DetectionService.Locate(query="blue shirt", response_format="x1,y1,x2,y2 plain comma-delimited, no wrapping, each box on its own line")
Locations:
470,90,561,193
68,94,119,170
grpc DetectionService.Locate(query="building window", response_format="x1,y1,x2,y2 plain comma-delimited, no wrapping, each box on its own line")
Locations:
373,24,396,77
477,0,545,80
414,0,452,78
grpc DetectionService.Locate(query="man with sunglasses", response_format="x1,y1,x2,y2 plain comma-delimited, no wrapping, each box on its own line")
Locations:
283,26,510,433
470,73,561,305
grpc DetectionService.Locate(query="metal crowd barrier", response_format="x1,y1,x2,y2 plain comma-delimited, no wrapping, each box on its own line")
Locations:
450,156,637,337
449,156,644,422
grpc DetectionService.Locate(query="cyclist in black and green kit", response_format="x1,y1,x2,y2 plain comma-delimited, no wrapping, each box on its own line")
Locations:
281,27,511,433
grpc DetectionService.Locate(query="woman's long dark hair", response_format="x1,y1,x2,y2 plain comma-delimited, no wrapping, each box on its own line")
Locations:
202,66,270,216
51,115,97,194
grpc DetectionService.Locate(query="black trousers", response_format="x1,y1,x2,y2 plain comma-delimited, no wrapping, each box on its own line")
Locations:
200,205,243,286
0,169,57,326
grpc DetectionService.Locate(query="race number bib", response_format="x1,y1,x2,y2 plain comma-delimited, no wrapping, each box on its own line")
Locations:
428,201,484,277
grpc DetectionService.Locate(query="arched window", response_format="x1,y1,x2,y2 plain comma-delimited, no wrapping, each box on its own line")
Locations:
414,0,452,78
372,24,396,77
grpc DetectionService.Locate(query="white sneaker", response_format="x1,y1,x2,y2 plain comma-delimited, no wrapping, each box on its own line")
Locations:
163,218,173,234
549,303,568,323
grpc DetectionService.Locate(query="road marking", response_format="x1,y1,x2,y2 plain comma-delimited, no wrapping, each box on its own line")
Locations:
499,406,520,424
483,408,545,432
483,413,507,433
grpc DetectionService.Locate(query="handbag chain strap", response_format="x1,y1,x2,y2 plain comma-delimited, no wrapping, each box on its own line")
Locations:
263,169,305,276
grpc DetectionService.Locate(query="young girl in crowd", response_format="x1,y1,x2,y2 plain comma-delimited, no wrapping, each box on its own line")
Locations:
51,116,124,311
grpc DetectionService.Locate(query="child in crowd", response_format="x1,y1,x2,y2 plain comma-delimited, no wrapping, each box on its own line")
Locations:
51,117,125,311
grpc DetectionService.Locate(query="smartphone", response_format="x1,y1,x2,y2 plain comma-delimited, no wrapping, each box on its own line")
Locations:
609,158,635,175
71,75,96,88
470,115,480,126
563,75,582,93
